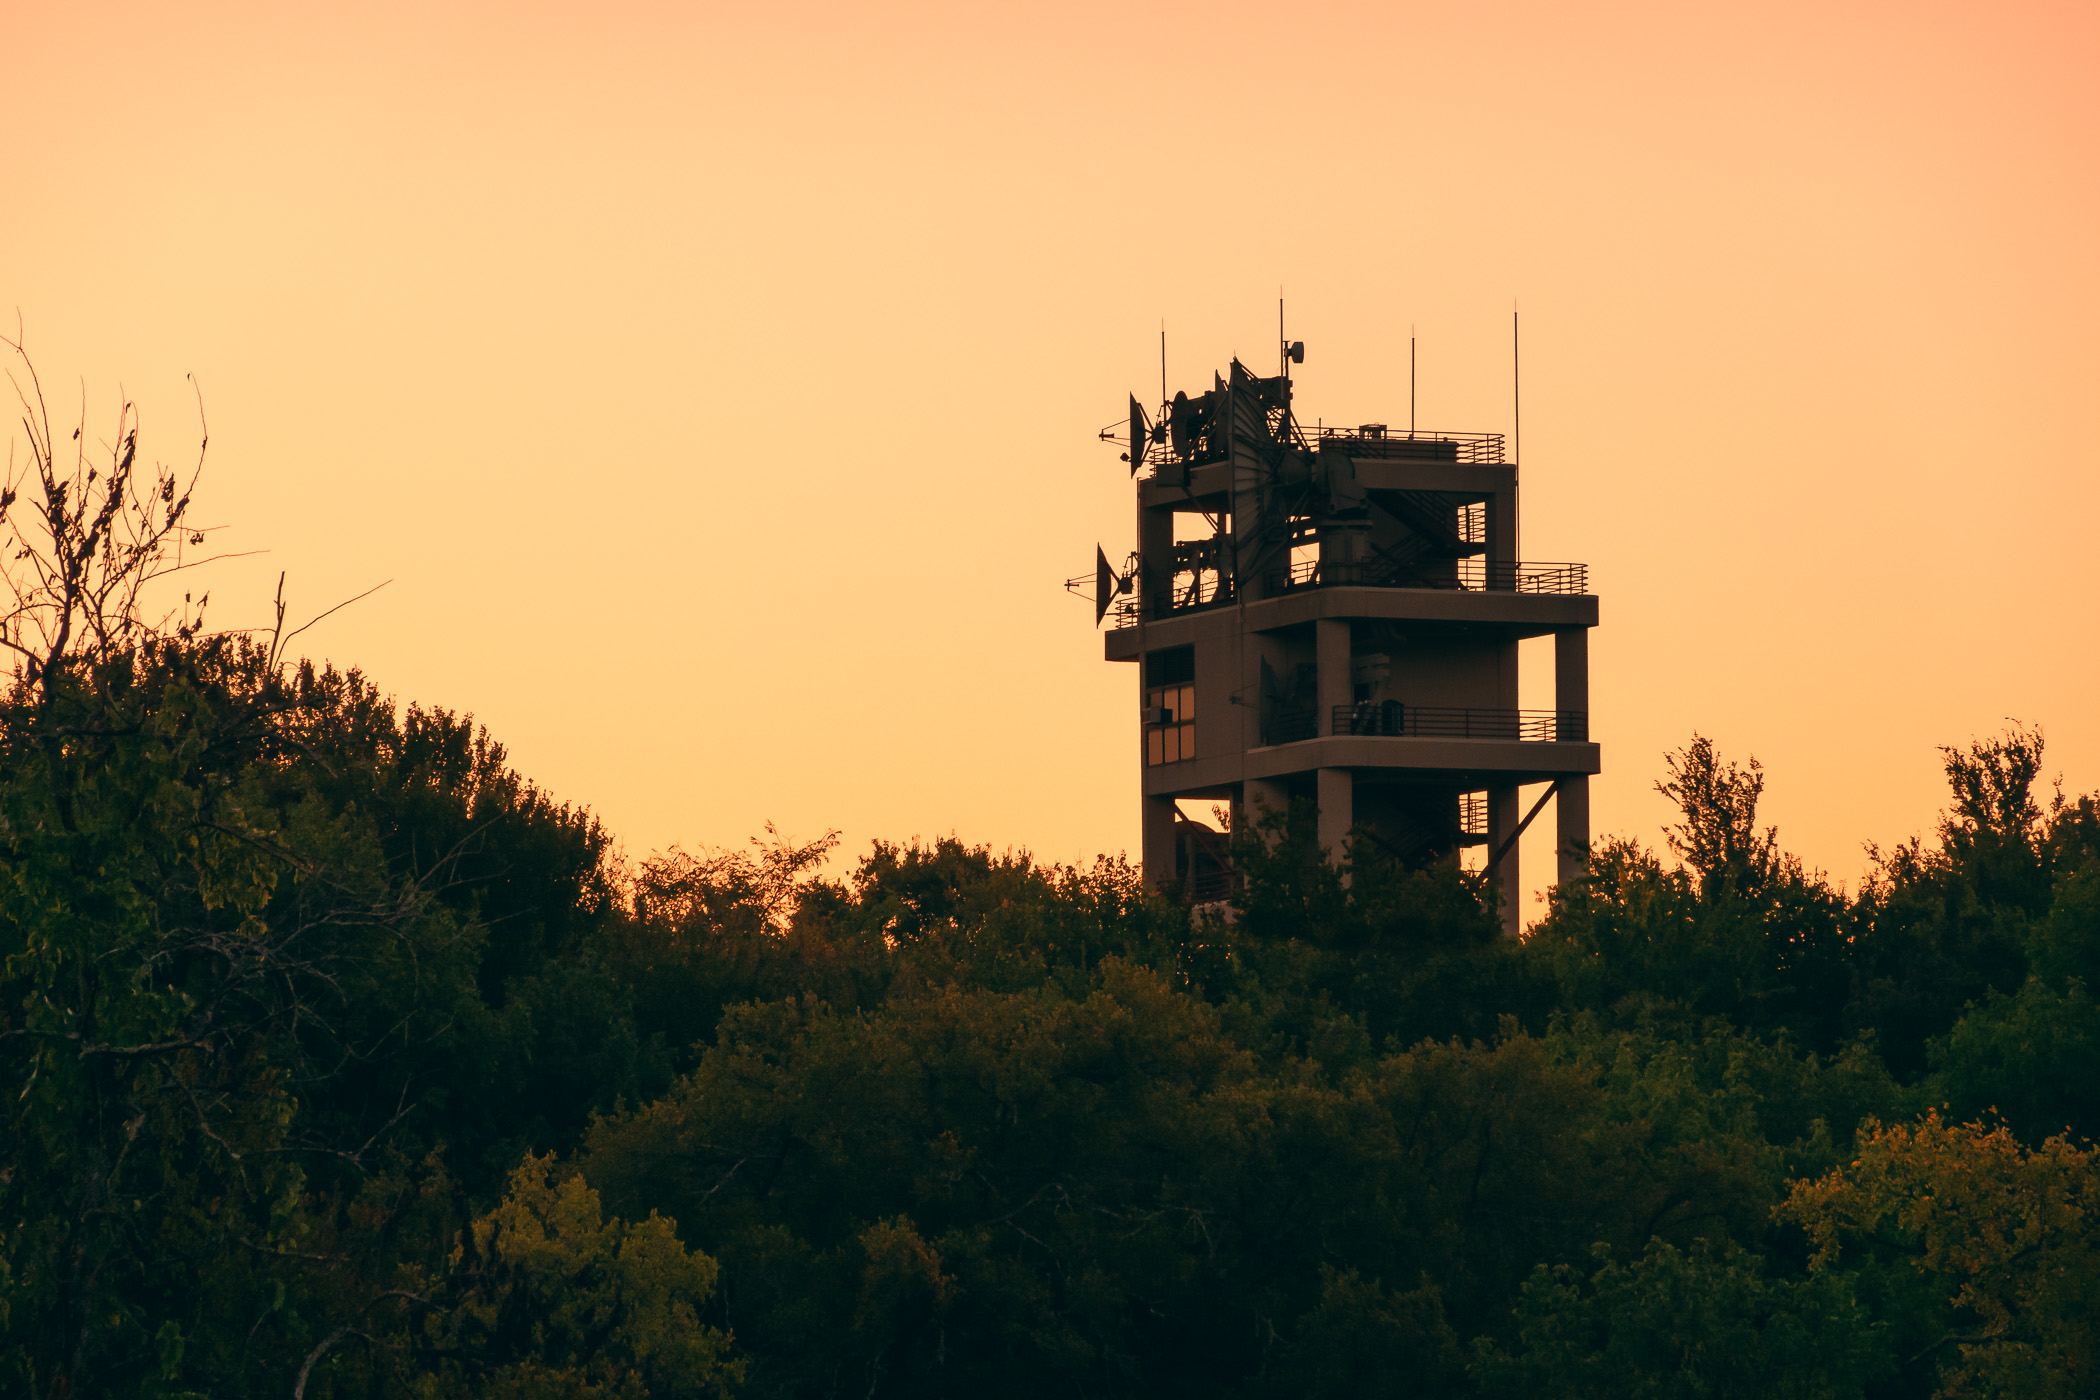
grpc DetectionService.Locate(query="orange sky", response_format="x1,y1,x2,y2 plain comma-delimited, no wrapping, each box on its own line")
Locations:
6,0,2097,917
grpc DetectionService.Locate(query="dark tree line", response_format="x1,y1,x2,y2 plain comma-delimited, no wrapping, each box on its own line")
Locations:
3,350,2097,1397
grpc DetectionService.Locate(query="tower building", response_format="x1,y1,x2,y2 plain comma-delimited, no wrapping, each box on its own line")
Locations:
1083,349,1598,933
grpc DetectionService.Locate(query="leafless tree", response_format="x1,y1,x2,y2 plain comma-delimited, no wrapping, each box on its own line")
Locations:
1,326,230,702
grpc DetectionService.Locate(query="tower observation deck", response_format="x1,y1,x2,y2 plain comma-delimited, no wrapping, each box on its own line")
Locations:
1081,354,1598,934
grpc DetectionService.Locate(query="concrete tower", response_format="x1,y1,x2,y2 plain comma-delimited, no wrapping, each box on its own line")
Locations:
1087,353,1598,934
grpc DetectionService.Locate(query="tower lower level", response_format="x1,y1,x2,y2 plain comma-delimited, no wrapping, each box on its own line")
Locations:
1089,357,1599,934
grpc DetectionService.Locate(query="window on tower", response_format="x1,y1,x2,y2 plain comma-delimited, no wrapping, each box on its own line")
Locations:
1145,682,1196,764
1144,646,1196,766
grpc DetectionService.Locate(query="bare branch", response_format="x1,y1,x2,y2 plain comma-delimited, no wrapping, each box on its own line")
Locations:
274,578,391,666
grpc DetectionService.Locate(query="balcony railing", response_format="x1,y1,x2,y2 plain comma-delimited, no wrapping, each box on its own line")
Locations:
1134,423,1506,477
1299,424,1505,465
1332,704,1587,742
1100,557,1588,630
1266,705,1318,745
1263,703,1585,745
1281,557,1588,595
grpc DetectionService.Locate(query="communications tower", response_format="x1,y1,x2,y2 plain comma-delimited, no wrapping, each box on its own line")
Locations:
1079,342,1598,933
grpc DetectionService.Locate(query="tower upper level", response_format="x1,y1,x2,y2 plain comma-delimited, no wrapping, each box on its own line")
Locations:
1098,358,1588,637
1079,344,1601,932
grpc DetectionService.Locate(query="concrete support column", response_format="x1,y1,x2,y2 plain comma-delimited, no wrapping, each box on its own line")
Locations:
1487,784,1521,936
1142,794,1179,891
1137,503,1173,621
1495,639,1520,711
1555,627,1590,739
1552,627,1593,895
1556,775,1591,892
1485,484,1519,584
1315,618,1351,735
1245,631,1284,752
1317,768,1353,869
1241,778,1288,844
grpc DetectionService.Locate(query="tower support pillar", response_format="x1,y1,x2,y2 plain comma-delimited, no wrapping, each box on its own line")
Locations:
1315,618,1351,732
1554,627,1589,733
1318,768,1353,868
1142,795,1178,891
1553,624,1593,897
1556,775,1591,893
1242,778,1289,844
1488,783,1522,936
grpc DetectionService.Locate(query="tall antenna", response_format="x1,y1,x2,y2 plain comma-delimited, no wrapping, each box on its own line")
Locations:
1410,325,1416,437
1160,319,1167,415
1277,290,1304,384
1512,302,1520,466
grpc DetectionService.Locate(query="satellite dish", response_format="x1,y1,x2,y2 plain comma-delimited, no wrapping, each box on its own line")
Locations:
1287,341,1305,365
1094,544,1115,625
1128,395,1149,476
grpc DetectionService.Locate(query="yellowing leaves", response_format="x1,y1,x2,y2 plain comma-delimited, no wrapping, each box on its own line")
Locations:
427,1153,739,1399
1782,1113,2100,1398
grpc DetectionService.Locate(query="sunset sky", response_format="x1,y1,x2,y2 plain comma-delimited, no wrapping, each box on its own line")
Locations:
7,0,2097,916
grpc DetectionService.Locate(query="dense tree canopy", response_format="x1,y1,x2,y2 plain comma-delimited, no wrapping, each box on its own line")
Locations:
3,353,2097,1397
4,627,2094,1398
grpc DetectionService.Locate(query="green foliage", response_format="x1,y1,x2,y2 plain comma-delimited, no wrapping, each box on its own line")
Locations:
408,1154,740,1399
1848,728,2060,1078
2,573,2094,1397
577,971,1849,1397
1656,734,1779,894
1783,1113,2100,1399
1474,1239,1886,1399
1250,1267,1466,1399
1526,817,1858,1054
0,637,658,1395
0,642,412,1396
3,361,2085,1391
1929,978,2100,1149
1222,798,1547,1055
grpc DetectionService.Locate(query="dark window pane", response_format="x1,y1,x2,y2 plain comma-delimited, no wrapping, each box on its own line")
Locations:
1145,645,1195,688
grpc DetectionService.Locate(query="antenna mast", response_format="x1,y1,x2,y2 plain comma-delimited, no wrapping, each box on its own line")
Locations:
1410,326,1416,437
1513,303,1520,465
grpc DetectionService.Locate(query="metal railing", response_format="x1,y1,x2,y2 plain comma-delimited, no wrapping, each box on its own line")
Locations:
1133,423,1506,477
1299,424,1506,464
1266,705,1317,746
1331,704,1587,742
1098,555,1587,629
1281,557,1588,596
1168,572,1232,611
1460,791,1488,837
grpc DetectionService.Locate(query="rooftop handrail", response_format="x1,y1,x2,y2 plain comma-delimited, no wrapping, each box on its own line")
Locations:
1133,422,1506,476
1297,423,1506,464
